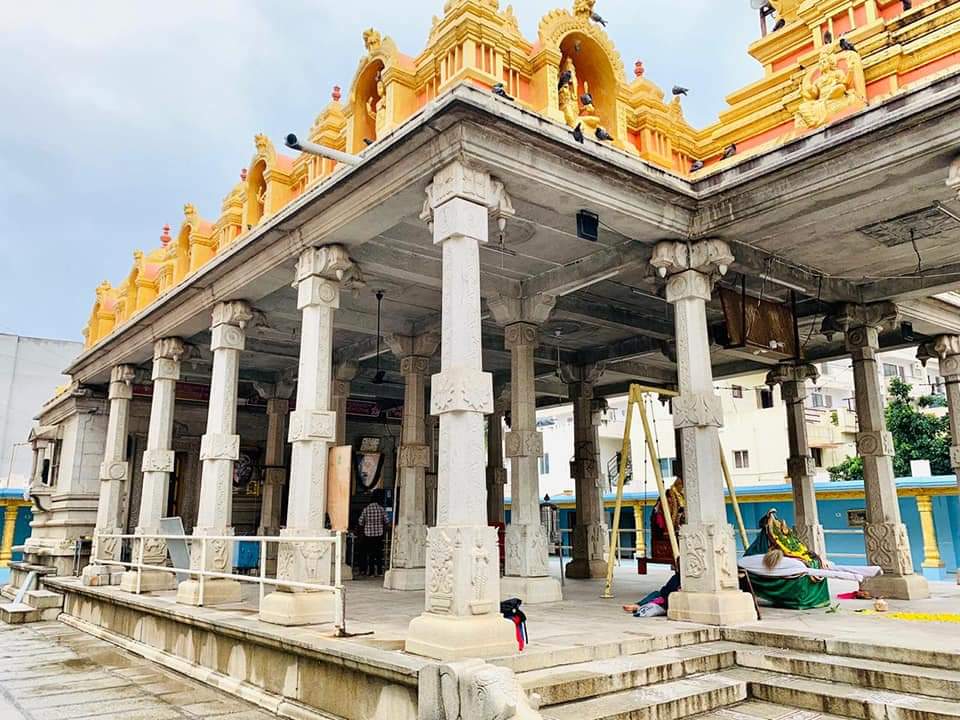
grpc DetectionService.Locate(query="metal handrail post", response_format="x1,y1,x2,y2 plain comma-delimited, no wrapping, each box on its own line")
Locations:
136,534,144,595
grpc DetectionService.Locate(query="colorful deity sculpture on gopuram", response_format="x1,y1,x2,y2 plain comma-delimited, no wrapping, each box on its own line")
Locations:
81,0,960,348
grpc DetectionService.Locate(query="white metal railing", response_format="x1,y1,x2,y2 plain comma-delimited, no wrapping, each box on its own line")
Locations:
94,531,346,632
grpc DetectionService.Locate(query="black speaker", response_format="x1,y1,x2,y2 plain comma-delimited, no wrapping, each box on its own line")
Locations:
576,210,600,242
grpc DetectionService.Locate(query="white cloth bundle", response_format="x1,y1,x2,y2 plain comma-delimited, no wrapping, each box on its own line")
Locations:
738,554,883,583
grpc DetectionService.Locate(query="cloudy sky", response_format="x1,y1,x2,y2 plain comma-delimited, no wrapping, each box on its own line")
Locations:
0,0,760,342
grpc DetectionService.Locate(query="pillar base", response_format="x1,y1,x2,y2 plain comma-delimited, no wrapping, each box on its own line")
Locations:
383,566,425,591
921,565,947,582
500,575,563,604
259,589,336,626
564,558,607,579
863,573,930,600
80,564,123,587
175,578,242,606
667,590,757,626
405,612,517,661
118,570,176,594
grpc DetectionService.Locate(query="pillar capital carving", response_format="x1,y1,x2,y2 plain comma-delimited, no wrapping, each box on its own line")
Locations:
334,359,359,382
108,364,136,401
672,391,724,429
503,322,539,350
430,368,493,415
650,239,733,281
252,372,296,403
947,155,960,200
921,335,960,377
211,300,254,329
559,362,605,388
420,163,514,242
504,429,543,458
488,294,556,327
199,433,241,461
294,244,356,283
153,337,185,362
766,362,819,388
823,301,899,337
387,332,440,362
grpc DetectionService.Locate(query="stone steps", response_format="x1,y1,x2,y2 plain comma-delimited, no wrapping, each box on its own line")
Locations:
734,644,960,700
541,673,748,720
690,699,850,719
733,669,960,720
0,602,40,624
520,642,737,706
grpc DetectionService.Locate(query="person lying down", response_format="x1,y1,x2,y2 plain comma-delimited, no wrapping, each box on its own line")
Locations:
738,509,882,609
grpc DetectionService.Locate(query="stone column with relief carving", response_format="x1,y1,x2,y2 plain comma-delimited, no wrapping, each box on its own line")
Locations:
829,302,928,599
560,363,609,579
252,376,295,576
120,338,185,593
486,387,508,526
489,294,562,603
260,245,357,626
766,363,827,560
177,300,253,606
650,239,756,625
384,332,439,591
920,334,960,584
405,162,516,660
82,364,136,586
330,360,358,580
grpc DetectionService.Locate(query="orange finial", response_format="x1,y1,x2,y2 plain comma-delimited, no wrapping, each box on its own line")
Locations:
634,60,645,78
332,85,342,102
160,224,171,246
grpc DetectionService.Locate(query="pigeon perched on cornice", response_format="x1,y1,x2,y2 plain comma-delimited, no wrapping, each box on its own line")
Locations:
492,82,515,101
723,143,737,159
595,127,613,142
591,11,608,26
572,123,585,144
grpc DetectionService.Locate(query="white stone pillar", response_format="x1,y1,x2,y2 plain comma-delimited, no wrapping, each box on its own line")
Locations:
331,361,358,446
177,300,254,606
560,363,609,579
405,162,515,660
384,332,439,591
831,302,928,599
488,293,561,603
252,377,295,575
486,392,508,526
766,363,828,560
260,245,355,626
120,338,185,593
82,364,136,586
651,239,756,625
921,334,960,584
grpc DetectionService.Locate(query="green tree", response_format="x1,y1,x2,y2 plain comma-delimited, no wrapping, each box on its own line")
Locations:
828,378,951,481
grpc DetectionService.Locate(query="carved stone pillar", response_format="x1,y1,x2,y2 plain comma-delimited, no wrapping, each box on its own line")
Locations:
252,375,295,576
177,300,253,606
488,293,561,603
405,162,516,660
384,332,439,591
830,302,928,599
120,338,185,593
920,334,960,584
260,245,357,626
560,363,609,579
650,239,756,625
331,360,358,446
766,363,827,560
82,364,136,586
485,390,508,526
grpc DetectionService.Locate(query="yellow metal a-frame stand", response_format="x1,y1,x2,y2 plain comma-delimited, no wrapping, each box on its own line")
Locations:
601,384,749,599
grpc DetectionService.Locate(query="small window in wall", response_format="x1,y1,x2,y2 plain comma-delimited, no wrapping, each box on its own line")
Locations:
734,450,750,469
48,441,63,487
659,458,675,477
812,447,824,467
539,454,550,475
756,388,775,409
811,393,825,408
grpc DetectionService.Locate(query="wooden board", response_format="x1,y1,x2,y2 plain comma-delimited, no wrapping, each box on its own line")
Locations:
327,446,353,532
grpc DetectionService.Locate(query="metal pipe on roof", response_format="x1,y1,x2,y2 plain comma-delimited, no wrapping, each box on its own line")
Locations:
285,134,362,167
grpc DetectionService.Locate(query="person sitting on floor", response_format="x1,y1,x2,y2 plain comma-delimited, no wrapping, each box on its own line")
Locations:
621,572,681,618
737,508,882,610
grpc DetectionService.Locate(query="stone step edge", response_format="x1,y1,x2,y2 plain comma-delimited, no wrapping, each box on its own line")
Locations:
732,643,960,699
721,627,960,671
57,613,340,720
493,627,720,674
745,672,960,720
521,643,738,706
688,699,850,720
542,673,748,720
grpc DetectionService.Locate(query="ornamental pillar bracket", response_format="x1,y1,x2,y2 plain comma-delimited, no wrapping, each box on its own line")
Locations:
821,301,899,344
419,167,515,239
487,293,556,327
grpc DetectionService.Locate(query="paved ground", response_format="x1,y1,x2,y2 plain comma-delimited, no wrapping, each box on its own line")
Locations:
0,620,277,720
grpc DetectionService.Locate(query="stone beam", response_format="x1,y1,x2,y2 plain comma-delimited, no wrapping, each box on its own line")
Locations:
859,262,960,303
602,360,677,385
576,335,664,366
521,241,652,298
553,295,674,339
895,298,960,335
726,242,860,303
